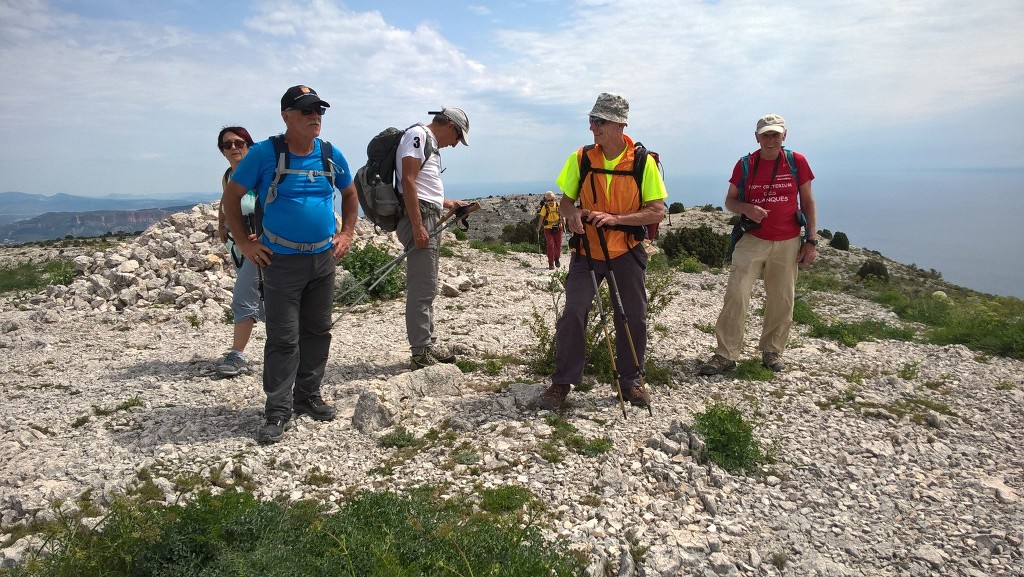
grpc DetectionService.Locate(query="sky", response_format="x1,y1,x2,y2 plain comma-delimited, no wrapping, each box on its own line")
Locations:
1,0,1022,201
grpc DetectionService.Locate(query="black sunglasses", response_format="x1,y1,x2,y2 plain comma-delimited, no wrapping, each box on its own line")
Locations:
589,116,609,126
219,140,249,150
296,106,327,116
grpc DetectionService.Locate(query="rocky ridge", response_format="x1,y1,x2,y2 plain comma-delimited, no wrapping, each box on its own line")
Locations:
1,200,1022,576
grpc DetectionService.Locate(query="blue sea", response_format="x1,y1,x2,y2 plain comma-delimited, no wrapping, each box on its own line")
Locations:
447,168,1024,299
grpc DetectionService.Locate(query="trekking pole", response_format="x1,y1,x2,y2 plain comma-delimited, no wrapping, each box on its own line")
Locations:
331,203,479,326
577,227,628,419
593,223,652,416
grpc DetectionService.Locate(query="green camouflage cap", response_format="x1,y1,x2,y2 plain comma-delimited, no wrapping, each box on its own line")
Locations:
588,93,628,124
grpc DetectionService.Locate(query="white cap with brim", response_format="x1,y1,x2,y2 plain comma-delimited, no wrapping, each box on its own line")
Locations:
756,113,786,134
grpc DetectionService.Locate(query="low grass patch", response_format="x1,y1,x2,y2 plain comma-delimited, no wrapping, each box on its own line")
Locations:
540,415,614,459
807,319,915,347
8,488,582,576
817,390,956,426
0,259,76,293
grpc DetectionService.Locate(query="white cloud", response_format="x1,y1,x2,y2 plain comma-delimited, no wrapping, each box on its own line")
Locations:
0,0,1021,197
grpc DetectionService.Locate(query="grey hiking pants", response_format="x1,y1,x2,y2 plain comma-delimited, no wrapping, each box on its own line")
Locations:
552,244,648,389
397,201,442,354
261,250,335,419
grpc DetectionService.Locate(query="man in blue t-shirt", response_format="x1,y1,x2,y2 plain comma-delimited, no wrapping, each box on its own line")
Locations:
223,85,358,445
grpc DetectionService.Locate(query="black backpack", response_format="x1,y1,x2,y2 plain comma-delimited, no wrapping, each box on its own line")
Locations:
355,124,434,232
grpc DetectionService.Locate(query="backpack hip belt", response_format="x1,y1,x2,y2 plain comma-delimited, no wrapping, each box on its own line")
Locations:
262,225,333,253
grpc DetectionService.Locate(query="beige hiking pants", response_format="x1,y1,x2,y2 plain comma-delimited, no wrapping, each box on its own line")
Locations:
714,234,801,361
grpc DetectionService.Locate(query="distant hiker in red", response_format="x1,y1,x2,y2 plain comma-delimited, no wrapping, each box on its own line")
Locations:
698,113,818,376
536,190,564,269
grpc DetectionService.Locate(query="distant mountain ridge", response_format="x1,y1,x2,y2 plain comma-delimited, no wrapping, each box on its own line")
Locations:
0,191,216,244
0,191,215,219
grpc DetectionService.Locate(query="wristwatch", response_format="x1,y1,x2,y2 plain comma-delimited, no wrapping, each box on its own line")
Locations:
804,237,819,246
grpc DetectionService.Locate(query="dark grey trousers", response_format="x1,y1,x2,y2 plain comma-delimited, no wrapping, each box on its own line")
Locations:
261,250,335,419
552,245,648,389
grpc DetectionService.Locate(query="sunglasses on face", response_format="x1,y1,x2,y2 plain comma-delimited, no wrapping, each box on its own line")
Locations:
219,140,249,150
589,116,609,126
294,106,327,116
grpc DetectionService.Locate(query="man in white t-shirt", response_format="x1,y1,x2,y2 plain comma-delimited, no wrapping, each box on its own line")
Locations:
395,108,470,370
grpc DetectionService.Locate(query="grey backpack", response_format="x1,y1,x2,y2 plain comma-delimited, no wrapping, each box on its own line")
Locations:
355,125,433,232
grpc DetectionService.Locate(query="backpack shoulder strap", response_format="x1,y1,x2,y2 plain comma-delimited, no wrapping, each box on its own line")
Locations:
632,142,649,192
784,148,798,182
267,135,290,205
320,139,336,190
404,123,434,168
575,144,596,197
737,153,754,202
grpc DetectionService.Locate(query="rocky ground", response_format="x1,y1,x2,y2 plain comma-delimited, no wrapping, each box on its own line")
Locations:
1,200,1022,576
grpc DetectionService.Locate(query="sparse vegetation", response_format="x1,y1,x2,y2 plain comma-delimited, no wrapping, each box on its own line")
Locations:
7,488,581,576
692,402,769,473
0,259,76,293
337,244,406,304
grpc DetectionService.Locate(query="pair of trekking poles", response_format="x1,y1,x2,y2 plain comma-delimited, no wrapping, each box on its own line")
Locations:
574,219,653,417
330,202,480,327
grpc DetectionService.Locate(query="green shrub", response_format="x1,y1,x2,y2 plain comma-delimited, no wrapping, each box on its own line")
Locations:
660,225,729,267
451,228,467,241
500,219,538,246
857,260,889,282
830,231,850,251
338,244,406,304
679,256,702,273
693,402,767,473
668,202,685,214
818,229,833,239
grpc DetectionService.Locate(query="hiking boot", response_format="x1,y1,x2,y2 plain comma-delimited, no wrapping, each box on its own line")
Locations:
556,258,561,268
698,354,737,376
293,396,337,421
410,351,440,370
533,383,571,410
620,384,652,408
257,416,289,445
762,351,785,372
427,345,457,364
215,351,249,377
549,263,555,270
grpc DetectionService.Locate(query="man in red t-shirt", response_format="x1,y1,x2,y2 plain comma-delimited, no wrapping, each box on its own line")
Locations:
698,113,818,375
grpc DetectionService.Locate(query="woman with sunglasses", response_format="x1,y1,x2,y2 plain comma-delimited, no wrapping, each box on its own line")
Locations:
215,126,265,378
